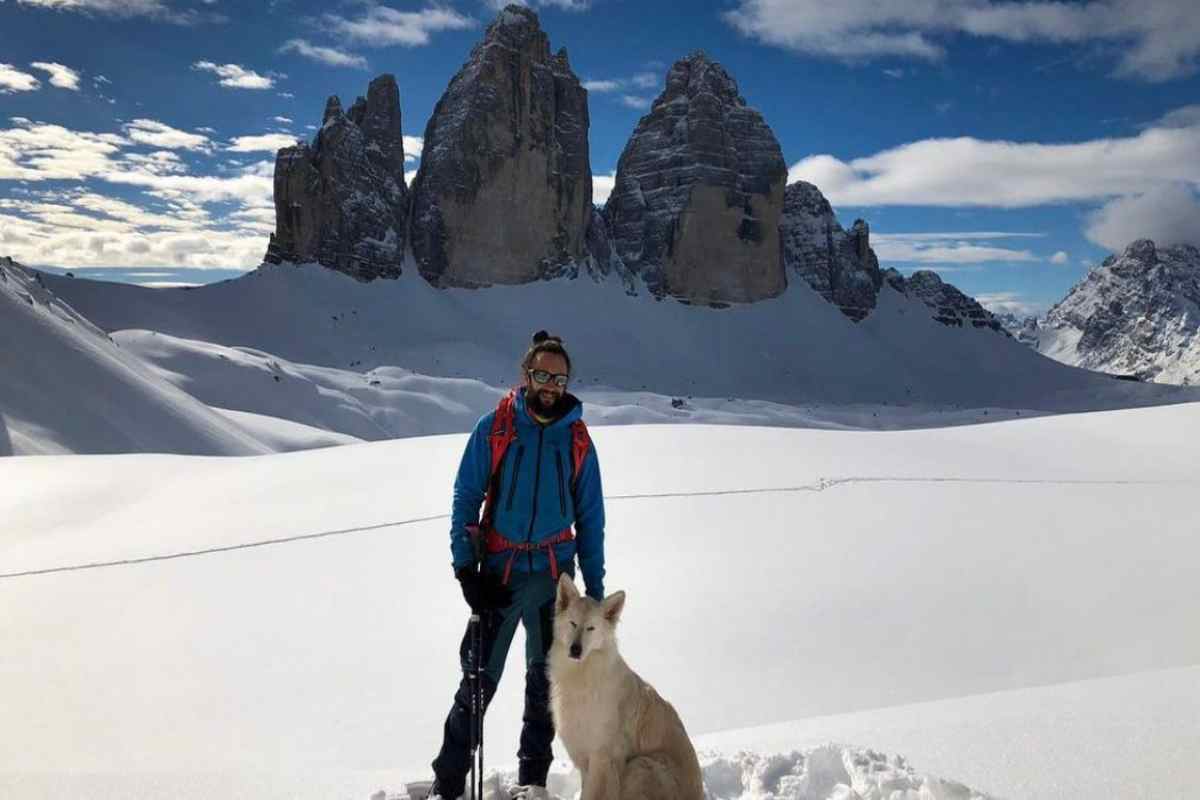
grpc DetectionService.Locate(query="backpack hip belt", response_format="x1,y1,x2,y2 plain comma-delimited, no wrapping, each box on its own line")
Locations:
485,527,575,585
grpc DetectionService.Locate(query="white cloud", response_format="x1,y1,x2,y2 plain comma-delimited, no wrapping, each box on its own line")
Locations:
0,119,127,180
883,68,905,79
723,0,1200,81
278,91,295,99
93,74,112,85
1150,104,1200,129
403,135,423,161
121,150,188,175
1050,250,1069,264
0,63,40,93
30,61,81,90
788,114,1200,207
482,0,590,10
273,116,293,125
620,94,651,110
278,39,368,69
321,5,475,47
226,133,301,153
192,61,276,90
592,172,616,204
123,119,213,151
872,234,1039,264
583,79,622,93
630,72,659,89
10,0,220,24
1084,183,1200,250
975,292,1043,317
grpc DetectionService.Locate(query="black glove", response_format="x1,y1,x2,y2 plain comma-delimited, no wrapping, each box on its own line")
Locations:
456,567,513,612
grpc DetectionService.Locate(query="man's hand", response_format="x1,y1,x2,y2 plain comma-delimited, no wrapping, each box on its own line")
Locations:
456,567,513,612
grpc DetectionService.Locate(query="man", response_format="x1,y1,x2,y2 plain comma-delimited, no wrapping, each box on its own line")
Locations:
430,330,606,800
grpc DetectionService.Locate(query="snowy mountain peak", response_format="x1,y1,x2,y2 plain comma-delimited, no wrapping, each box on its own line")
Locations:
1038,238,1200,384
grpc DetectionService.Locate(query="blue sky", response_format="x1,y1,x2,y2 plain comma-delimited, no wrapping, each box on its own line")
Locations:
1,0,1198,315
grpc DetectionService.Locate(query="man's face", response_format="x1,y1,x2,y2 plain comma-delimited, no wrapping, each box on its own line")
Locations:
524,351,569,416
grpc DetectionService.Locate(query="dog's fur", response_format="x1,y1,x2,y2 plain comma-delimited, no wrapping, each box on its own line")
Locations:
548,575,704,800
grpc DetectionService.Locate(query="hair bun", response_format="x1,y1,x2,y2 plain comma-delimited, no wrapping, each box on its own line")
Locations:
532,330,550,344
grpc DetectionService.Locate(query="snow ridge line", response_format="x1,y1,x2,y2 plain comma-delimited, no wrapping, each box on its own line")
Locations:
3,477,1194,581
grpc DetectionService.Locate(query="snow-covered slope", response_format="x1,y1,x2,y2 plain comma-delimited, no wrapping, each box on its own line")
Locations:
41,260,1198,415
3,404,1197,799
0,257,271,456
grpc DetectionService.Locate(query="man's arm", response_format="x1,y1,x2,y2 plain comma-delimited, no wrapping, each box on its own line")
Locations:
573,442,606,601
449,413,494,572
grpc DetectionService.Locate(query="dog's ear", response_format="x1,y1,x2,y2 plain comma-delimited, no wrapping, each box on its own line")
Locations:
601,591,626,625
556,573,580,612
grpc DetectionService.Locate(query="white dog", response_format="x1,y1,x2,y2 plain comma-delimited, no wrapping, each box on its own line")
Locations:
548,574,704,800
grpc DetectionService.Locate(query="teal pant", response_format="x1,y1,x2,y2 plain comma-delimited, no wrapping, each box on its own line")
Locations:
432,568,567,792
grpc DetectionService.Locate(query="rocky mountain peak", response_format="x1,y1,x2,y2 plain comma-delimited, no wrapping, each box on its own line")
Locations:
408,4,592,287
602,52,787,305
1039,238,1200,383
780,180,883,321
662,51,744,108
265,75,409,281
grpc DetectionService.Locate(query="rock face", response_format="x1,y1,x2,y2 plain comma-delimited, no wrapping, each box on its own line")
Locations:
602,51,787,306
1039,239,1200,384
885,268,1006,333
408,5,592,288
265,74,409,281
781,180,882,321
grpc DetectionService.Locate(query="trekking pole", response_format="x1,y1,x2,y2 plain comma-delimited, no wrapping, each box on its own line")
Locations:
468,613,483,800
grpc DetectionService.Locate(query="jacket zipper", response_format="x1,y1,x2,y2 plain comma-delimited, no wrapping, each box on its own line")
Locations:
527,428,544,572
555,450,566,516
505,446,525,511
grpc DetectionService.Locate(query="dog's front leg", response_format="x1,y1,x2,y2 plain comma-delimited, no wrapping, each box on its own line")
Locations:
580,756,620,800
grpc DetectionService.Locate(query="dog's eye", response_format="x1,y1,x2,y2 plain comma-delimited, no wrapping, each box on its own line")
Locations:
586,626,595,632
569,621,577,628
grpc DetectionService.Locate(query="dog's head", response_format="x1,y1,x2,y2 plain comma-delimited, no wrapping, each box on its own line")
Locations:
553,573,625,663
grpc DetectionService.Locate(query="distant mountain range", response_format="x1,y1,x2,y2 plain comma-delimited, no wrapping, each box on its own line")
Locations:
999,240,1200,385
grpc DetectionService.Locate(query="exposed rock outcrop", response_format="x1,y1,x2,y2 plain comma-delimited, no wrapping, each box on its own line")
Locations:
408,5,592,288
265,74,409,281
602,52,787,306
780,180,882,321
886,268,1006,333
1039,239,1200,384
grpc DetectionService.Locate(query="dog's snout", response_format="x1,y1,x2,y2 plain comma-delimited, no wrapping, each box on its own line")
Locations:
569,640,582,659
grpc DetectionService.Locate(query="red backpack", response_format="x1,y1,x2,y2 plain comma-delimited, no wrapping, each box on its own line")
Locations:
466,388,591,583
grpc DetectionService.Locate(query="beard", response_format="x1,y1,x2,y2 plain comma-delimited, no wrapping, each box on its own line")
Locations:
525,385,568,418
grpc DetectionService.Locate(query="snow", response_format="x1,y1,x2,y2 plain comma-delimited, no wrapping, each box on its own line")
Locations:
0,258,268,456
3,403,1198,799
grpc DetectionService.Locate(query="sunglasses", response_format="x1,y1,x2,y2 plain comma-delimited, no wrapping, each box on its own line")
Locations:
528,369,569,387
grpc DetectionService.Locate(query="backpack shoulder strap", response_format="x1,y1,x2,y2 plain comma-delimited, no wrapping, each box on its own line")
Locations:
569,419,591,489
480,389,519,529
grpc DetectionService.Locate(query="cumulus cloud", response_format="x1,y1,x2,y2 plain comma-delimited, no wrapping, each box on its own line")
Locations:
321,5,475,47
725,0,1200,81
278,39,368,69
620,94,651,110
30,62,81,90
788,113,1200,208
123,119,213,151
0,117,277,269
1084,183,1200,250
1050,250,1069,264
226,133,301,153
192,61,277,89
0,63,40,93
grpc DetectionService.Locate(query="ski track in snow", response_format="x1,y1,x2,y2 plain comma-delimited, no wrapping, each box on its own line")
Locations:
4,474,1195,580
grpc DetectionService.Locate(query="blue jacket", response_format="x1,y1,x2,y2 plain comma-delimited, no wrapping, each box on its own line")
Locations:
450,390,606,600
